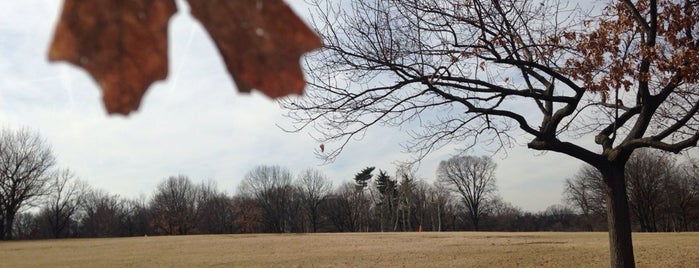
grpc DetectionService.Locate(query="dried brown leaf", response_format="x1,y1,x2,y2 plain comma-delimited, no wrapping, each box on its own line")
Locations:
186,0,322,98
49,0,177,115
49,0,320,115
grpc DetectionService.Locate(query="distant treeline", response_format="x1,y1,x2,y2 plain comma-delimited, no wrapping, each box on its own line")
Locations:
12,151,699,240
2,129,698,240
12,170,584,239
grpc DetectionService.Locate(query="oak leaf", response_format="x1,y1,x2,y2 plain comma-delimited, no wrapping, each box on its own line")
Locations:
186,0,321,98
49,0,321,115
49,0,177,115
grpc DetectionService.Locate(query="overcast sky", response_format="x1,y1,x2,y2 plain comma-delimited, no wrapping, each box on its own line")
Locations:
0,0,587,212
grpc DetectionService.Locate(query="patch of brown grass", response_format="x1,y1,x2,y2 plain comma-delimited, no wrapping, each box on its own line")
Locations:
0,232,697,267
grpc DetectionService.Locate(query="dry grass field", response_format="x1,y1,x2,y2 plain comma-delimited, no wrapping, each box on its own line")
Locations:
0,232,697,267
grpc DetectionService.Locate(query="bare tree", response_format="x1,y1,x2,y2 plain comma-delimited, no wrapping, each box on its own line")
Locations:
543,204,576,231
625,149,672,232
12,212,40,239
232,195,263,233
436,155,497,231
80,188,125,237
295,168,332,232
564,165,607,231
396,168,417,231
150,175,200,235
410,179,433,231
41,169,86,238
426,181,453,232
0,128,55,240
120,196,151,236
197,180,234,234
662,162,699,231
487,196,522,231
239,165,296,233
323,182,363,232
283,1,699,265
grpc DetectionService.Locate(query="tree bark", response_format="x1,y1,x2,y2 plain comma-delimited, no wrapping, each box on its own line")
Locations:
5,213,16,240
0,217,5,240
468,203,480,231
311,207,318,233
602,165,636,268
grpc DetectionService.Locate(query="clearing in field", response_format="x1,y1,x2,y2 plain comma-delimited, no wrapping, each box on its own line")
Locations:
1,232,697,267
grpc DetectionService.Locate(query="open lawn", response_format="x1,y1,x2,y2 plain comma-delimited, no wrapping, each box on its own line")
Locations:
1,232,697,267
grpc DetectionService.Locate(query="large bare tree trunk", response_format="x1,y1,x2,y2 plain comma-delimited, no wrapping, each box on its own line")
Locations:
0,215,5,240
5,211,16,240
602,166,635,268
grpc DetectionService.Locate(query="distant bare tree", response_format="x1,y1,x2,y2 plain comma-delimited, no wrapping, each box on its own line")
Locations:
239,165,295,232
437,155,497,231
323,182,364,232
543,204,576,231
662,162,699,231
564,165,607,231
150,175,200,235
197,180,234,234
232,195,262,233
80,188,125,237
12,212,40,239
41,169,86,238
407,179,436,232
233,196,265,233
120,196,151,236
625,149,672,232
487,196,522,231
0,128,55,240
426,181,452,232
397,168,417,231
295,168,332,232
